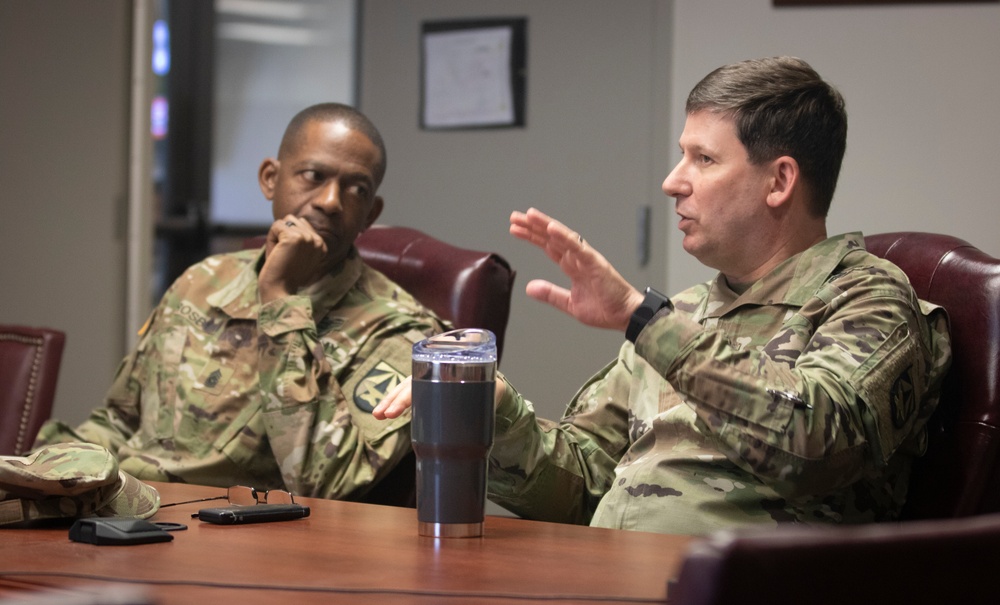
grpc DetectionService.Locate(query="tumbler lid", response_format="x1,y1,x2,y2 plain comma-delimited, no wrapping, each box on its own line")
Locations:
413,328,497,363
412,329,497,382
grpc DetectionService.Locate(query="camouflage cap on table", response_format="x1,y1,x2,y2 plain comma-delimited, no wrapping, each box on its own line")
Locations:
0,442,160,526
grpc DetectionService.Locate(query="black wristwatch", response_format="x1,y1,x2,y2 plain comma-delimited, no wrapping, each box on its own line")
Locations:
626,287,673,344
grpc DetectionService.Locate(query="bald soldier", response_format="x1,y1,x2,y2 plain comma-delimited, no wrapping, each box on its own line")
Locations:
36,103,445,501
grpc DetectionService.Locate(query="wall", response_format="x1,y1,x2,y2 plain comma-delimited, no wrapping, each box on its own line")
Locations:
666,0,1000,293
1,0,131,426
5,0,1000,443
360,0,674,428
360,0,1000,430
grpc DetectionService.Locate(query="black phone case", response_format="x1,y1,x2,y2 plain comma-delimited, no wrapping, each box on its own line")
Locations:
69,517,174,545
196,503,310,525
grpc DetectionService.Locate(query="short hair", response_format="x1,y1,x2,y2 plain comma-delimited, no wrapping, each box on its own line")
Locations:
686,57,847,217
278,102,388,187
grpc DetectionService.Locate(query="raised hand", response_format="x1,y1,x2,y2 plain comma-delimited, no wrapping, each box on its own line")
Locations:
509,208,644,331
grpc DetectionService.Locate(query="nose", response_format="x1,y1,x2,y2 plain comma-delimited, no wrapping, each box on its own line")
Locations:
314,181,343,214
661,159,689,199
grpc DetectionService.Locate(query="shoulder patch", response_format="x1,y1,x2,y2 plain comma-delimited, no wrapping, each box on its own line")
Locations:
341,333,418,439
889,365,916,429
353,361,405,413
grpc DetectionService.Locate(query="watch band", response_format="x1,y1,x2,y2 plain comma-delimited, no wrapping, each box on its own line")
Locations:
626,287,672,344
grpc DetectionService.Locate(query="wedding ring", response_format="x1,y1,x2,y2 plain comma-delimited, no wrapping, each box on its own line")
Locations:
285,220,295,227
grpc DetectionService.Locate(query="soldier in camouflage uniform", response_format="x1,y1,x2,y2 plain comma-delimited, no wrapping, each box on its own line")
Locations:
375,58,952,534
34,103,445,501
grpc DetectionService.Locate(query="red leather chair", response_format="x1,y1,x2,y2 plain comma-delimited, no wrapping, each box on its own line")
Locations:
354,224,516,362
669,512,1000,605
0,325,66,455
245,225,516,507
864,233,1000,519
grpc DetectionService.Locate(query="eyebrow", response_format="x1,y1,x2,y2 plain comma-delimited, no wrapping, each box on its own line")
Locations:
679,141,712,156
296,161,374,182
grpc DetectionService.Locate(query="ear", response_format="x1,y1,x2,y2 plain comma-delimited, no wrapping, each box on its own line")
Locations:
258,158,279,201
363,196,384,230
765,156,799,209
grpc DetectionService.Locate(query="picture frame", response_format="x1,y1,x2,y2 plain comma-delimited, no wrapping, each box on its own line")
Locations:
774,0,996,5
420,17,527,130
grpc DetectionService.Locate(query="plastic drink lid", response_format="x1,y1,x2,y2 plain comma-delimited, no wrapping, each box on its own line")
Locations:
412,328,497,382
412,328,497,363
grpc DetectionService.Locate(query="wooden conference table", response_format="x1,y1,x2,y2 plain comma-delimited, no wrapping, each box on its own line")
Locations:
0,481,696,604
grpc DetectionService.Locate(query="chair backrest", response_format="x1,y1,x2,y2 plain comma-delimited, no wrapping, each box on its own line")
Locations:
669,512,1000,605
0,325,66,455
355,225,516,361
243,225,516,362
864,232,1000,519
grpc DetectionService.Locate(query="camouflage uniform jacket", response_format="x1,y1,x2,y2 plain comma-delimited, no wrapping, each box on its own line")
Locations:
489,233,951,534
35,248,445,500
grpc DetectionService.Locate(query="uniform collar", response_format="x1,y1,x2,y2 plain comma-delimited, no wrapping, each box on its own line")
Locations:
206,247,365,320
702,232,866,318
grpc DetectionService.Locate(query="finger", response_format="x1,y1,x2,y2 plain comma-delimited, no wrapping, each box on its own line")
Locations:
276,215,327,249
544,217,586,252
525,279,572,314
266,215,297,253
509,210,529,229
510,210,550,247
494,377,506,403
372,376,413,419
524,207,555,226
383,379,413,419
271,215,300,243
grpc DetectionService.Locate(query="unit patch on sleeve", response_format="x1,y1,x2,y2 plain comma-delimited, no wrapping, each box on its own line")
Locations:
341,335,414,425
353,361,404,413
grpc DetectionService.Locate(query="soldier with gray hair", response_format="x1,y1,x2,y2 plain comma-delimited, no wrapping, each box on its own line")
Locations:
35,103,445,502
375,57,952,534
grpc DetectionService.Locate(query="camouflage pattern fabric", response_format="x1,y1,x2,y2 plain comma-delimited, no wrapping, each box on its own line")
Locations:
0,442,159,525
489,233,952,535
34,247,445,501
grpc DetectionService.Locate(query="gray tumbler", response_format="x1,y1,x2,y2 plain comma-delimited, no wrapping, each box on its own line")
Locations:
411,328,497,538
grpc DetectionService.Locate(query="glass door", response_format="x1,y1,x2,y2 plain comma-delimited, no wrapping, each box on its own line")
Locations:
134,0,358,312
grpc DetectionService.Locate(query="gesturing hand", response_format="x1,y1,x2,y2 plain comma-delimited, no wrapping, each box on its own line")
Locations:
509,208,644,331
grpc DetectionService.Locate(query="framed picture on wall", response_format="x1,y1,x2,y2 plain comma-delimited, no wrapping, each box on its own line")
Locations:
420,18,527,130
774,1,996,5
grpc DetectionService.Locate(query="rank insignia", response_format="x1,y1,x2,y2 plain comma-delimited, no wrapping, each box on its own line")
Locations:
195,362,234,396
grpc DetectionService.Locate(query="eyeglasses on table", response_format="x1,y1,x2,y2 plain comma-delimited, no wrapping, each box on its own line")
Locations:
159,485,296,508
